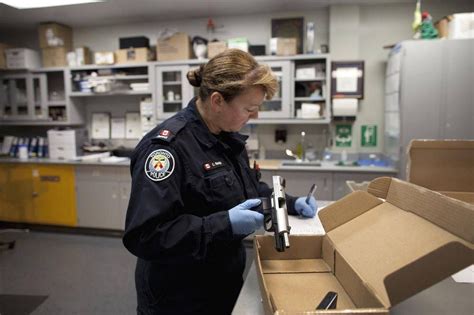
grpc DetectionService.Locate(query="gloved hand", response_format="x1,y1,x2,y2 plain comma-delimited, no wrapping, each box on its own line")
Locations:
295,196,318,218
228,199,264,236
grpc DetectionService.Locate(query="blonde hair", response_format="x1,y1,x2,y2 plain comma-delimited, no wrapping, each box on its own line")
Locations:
187,49,277,102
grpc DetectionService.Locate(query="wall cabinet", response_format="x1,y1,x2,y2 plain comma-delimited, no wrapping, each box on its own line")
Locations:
155,65,193,119
0,164,77,226
0,70,85,125
0,73,47,121
258,61,292,118
75,166,130,230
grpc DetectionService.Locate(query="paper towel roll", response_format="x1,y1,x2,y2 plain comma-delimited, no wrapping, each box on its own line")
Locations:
333,98,358,117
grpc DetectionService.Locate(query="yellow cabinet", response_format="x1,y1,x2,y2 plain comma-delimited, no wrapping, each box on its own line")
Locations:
0,163,35,223
32,165,77,226
0,163,77,226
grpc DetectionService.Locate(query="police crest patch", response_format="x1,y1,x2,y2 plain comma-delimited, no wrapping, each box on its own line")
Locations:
144,149,175,181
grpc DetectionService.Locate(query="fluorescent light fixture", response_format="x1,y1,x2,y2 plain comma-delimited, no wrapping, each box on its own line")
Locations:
0,0,104,9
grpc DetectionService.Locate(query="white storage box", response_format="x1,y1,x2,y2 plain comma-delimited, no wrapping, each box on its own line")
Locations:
47,129,87,160
6,48,41,69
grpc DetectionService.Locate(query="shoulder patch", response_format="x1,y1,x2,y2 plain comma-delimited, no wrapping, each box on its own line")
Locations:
152,118,187,144
144,149,175,181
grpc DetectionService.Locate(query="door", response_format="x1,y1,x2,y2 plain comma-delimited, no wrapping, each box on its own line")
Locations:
258,61,291,118
0,164,35,222
32,73,48,120
0,74,32,120
156,65,193,119
31,165,77,226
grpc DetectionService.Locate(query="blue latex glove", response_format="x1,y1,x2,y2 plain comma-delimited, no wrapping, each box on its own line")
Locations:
295,196,318,218
228,199,264,236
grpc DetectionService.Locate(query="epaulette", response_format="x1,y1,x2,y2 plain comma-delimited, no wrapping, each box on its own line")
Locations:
151,118,187,144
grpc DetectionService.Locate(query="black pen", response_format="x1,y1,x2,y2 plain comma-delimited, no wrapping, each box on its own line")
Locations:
306,184,317,204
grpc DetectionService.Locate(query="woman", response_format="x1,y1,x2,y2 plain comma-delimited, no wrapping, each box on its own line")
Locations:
123,49,317,315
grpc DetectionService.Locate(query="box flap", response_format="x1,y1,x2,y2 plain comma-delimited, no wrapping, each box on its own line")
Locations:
407,139,474,192
321,178,473,308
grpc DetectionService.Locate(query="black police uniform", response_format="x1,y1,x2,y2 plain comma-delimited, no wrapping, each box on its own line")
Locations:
123,97,297,315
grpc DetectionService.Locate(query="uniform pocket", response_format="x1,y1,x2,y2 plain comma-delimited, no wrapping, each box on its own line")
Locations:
204,169,243,211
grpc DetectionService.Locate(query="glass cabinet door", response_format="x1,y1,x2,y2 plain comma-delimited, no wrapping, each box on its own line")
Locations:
258,61,291,118
156,65,193,119
1,76,31,119
0,74,48,121
32,74,48,120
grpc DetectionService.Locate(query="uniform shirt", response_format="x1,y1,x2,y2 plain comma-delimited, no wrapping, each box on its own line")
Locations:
123,97,297,272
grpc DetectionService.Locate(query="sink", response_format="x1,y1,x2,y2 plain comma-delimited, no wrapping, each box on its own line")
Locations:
281,160,322,167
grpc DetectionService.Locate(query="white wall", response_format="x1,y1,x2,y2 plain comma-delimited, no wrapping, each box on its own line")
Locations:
73,10,329,53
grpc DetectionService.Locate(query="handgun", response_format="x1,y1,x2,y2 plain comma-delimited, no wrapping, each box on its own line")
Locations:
252,175,291,252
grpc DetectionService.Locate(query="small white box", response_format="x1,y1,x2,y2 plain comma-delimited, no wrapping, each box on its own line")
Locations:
301,103,321,119
448,13,474,39
47,129,87,159
6,48,41,69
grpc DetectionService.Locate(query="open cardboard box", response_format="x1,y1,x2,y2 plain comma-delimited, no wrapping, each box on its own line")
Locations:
407,139,474,204
254,177,473,314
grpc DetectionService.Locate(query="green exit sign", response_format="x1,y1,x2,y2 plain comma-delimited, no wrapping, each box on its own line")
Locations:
361,125,377,147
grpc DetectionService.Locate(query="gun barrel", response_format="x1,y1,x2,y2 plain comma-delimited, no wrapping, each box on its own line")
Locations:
271,176,291,251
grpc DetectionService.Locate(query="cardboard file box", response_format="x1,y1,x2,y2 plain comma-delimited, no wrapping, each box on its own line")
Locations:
6,48,41,69
407,139,474,204
116,47,152,64
38,22,73,48
42,46,70,67
0,43,12,69
157,32,192,61
254,177,473,314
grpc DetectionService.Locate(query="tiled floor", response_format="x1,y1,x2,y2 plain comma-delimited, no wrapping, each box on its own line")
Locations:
0,230,254,314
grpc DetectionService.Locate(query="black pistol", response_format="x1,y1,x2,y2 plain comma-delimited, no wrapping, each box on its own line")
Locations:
252,175,291,252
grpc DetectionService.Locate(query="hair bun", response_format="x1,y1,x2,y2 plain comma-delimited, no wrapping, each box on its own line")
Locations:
187,66,203,87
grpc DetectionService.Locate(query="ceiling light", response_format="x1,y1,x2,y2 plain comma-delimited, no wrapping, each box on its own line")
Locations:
0,0,104,9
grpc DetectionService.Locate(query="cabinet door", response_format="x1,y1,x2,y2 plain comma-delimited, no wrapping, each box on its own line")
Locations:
31,165,77,226
275,170,333,201
0,75,32,120
108,168,131,230
32,73,48,120
0,164,35,222
156,65,192,119
332,172,393,201
258,61,291,118
75,166,124,229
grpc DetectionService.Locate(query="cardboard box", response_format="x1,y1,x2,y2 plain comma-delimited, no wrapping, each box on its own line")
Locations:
407,139,474,204
75,46,91,66
42,46,70,67
254,177,473,314
38,22,73,48
156,32,191,61
270,37,297,56
94,51,115,65
0,43,12,69
208,41,227,59
6,48,41,69
116,47,152,64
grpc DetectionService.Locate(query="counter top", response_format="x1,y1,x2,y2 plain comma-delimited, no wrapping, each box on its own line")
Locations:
252,159,398,173
0,157,397,173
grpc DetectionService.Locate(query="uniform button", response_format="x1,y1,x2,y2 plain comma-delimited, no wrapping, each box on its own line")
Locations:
225,175,234,186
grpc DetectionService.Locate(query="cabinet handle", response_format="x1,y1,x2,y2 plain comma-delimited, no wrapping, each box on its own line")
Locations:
32,192,38,197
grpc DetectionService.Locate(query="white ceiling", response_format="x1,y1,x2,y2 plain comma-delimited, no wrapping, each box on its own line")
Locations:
0,0,414,31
